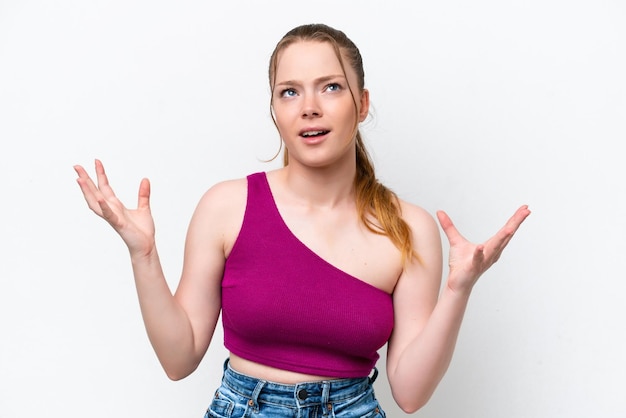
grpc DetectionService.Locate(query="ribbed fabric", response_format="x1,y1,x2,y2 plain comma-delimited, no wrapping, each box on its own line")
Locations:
221,172,394,378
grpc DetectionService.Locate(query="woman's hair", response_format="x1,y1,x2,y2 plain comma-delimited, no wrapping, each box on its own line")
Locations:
268,23,418,265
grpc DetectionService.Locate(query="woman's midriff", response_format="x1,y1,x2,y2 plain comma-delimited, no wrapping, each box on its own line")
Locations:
227,353,338,384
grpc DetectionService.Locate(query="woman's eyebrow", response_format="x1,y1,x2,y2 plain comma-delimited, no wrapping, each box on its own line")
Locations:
274,74,346,88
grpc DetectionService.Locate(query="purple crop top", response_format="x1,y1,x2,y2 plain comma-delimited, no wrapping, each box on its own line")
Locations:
221,172,394,378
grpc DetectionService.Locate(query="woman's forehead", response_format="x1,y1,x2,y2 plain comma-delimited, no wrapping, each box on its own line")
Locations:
274,41,351,83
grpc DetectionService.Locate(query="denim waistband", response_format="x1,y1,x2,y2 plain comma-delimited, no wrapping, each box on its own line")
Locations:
221,360,378,408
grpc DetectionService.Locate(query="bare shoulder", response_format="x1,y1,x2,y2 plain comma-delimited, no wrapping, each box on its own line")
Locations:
188,176,248,256
397,199,441,247
196,177,248,213
395,198,443,280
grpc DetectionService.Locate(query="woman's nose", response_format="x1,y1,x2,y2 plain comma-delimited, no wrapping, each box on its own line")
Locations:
301,94,321,118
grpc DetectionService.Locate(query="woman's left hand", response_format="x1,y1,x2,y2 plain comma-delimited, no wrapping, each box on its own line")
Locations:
436,205,531,295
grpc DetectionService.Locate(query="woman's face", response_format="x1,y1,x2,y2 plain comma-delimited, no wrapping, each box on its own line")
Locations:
271,41,369,169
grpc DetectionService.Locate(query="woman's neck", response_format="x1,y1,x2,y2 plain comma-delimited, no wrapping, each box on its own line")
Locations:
276,162,357,209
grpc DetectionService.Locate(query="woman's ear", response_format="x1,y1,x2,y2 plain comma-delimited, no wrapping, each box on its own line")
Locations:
358,89,370,122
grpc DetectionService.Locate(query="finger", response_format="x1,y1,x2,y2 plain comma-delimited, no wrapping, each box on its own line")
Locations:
75,178,103,215
137,178,151,210
98,197,120,226
436,210,468,245
74,164,98,192
94,159,117,199
492,205,531,244
74,165,105,215
485,205,531,256
503,205,531,233
473,244,486,267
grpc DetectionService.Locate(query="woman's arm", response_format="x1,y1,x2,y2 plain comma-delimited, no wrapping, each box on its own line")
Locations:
386,204,530,413
74,160,242,380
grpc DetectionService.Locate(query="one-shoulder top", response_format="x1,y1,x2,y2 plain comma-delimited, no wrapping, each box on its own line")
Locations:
221,172,394,378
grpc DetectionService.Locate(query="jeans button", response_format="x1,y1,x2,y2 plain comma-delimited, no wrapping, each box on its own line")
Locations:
297,388,308,400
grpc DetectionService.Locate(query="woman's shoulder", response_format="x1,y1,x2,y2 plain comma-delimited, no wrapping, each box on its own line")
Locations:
207,169,276,196
397,198,438,230
193,174,254,217
396,197,442,252
187,174,255,252
204,175,248,197
195,169,279,215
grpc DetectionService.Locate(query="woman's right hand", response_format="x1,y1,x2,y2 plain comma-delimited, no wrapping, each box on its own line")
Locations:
74,159,156,257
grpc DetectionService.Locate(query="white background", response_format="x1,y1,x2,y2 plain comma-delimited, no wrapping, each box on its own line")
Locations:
1,1,625,417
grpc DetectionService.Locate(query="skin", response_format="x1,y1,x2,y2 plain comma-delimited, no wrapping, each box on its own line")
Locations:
74,40,530,413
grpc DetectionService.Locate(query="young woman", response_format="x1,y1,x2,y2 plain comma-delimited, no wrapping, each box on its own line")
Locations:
74,23,530,417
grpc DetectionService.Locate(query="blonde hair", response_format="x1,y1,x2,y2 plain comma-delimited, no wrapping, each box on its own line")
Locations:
268,24,418,264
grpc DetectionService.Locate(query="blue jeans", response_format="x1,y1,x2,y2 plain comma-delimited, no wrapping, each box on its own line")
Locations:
204,360,386,417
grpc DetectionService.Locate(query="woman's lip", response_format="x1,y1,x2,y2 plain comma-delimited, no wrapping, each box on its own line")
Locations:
299,127,329,136
300,131,329,144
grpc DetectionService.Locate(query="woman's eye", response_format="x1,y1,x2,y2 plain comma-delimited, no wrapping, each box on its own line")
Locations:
281,88,297,98
326,83,341,92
